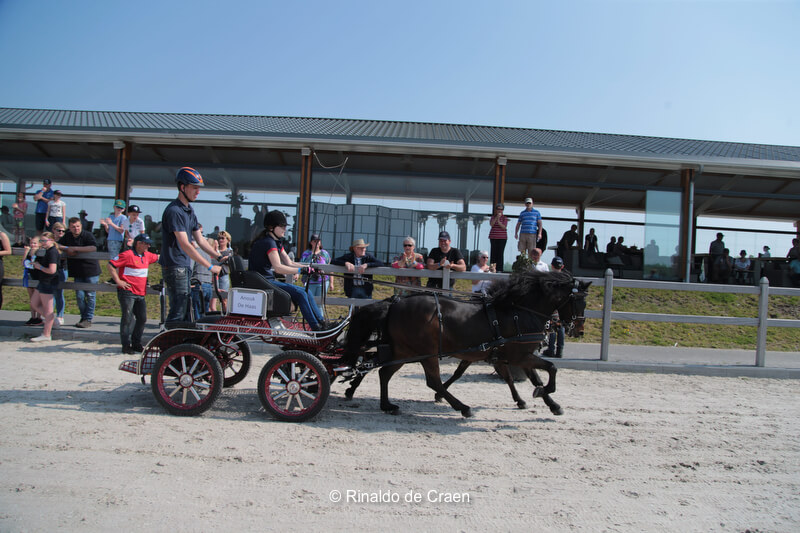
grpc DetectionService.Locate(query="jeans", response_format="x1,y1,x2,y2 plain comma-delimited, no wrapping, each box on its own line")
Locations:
118,289,147,348
349,285,372,299
305,283,322,297
107,240,123,258
191,282,212,319
73,275,99,321
547,326,565,353
54,268,67,318
163,266,191,323
272,279,323,328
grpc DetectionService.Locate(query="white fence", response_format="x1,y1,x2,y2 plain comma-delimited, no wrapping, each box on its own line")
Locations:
317,264,800,368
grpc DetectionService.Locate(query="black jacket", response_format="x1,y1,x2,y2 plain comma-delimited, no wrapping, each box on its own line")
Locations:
331,251,384,297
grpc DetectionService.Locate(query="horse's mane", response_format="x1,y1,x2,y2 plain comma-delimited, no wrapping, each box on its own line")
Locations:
485,270,574,308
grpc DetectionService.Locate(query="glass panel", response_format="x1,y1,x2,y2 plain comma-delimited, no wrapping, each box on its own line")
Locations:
644,190,682,280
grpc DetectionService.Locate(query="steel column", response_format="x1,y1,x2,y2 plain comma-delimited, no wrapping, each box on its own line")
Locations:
680,168,694,282
296,148,313,252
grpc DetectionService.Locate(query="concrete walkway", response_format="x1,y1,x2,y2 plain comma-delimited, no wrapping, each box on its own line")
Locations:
2,309,798,379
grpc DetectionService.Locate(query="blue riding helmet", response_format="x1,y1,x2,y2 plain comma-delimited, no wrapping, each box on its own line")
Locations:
176,167,204,186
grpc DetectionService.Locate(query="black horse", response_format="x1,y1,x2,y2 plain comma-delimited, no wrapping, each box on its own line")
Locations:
341,271,591,417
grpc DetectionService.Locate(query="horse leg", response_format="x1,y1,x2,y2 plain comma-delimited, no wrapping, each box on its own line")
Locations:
492,362,527,409
525,358,563,416
378,363,403,414
435,360,472,402
344,373,366,400
420,358,473,418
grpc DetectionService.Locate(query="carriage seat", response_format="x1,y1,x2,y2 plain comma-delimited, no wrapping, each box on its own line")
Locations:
228,254,293,317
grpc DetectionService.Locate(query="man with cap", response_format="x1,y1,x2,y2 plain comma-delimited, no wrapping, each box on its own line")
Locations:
160,167,223,323
514,197,543,258
543,256,567,358
101,199,128,258
33,179,54,233
108,234,160,354
332,238,384,299
122,204,145,248
426,230,466,289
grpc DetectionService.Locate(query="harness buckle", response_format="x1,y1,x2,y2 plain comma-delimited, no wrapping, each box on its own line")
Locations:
479,342,491,352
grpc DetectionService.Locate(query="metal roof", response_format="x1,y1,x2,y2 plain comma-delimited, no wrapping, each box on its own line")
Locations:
2,107,799,171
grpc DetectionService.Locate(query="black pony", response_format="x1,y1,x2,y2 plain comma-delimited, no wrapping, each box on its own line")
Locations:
341,271,591,417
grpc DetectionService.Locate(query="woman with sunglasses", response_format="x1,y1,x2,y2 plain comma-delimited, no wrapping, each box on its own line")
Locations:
391,237,424,295
489,203,508,272
28,231,60,342
299,234,331,297
209,230,233,312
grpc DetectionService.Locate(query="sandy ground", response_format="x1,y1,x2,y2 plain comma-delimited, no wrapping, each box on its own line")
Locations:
1,339,799,532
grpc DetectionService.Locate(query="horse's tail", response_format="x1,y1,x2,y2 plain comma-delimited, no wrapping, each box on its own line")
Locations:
342,297,395,365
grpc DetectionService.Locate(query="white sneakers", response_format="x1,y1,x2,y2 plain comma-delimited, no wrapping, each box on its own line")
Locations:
30,335,52,342
53,317,63,329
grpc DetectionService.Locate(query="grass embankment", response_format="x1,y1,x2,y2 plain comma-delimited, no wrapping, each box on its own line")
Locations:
3,258,798,351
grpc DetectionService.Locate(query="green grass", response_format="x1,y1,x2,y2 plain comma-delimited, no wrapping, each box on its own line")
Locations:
5,260,798,351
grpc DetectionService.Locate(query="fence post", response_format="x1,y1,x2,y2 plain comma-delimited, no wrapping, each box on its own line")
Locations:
442,266,451,290
600,268,614,361
755,276,769,367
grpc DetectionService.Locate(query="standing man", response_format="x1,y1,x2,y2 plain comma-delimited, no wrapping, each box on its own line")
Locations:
708,232,725,283
332,238,384,299
543,256,567,358
160,167,223,323
514,197,542,258
58,217,101,328
33,178,54,233
426,230,466,289
108,234,159,354
101,199,127,257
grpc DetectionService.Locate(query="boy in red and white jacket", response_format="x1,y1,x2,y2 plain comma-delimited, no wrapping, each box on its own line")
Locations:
108,233,159,354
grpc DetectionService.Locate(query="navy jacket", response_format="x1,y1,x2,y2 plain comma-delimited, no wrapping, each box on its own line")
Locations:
331,252,384,297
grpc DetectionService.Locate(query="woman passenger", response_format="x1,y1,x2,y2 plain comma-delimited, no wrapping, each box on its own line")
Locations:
391,236,424,295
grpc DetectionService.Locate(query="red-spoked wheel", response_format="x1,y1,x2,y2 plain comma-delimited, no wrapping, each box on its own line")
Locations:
151,344,223,416
257,350,330,422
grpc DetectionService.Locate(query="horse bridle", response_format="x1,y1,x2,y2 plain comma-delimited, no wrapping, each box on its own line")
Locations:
511,279,586,335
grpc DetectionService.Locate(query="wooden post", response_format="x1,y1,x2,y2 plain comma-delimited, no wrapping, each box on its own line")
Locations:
493,157,506,210
296,148,313,253
114,142,131,204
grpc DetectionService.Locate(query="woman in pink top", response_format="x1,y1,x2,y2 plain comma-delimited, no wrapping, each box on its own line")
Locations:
488,203,508,272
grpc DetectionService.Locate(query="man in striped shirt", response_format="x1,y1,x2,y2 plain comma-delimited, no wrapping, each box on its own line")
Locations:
108,234,159,354
514,197,543,258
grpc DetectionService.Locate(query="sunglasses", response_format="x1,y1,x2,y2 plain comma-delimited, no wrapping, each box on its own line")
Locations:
403,244,414,247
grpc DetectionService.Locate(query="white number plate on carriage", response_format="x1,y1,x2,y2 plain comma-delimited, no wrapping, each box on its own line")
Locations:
228,288,269,318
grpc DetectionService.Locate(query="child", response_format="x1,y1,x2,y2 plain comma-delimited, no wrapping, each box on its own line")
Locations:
108,234,159,354
12,193,28,246
22,236,42,326
122,205,145,249
46,190,66,229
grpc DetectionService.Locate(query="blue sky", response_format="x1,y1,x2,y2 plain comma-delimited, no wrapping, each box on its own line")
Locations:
1,0,799,146
1,0,798,264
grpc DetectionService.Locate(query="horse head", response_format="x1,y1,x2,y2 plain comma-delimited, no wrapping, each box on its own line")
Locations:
556,277,591,337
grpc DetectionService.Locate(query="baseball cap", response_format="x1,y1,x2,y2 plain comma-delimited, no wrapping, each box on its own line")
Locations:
114,199,127,209
52,190,62,196
43,178,52,185
133,234,153,246
524,197,533,204
309,233,320,241
496,203,504,209
127,205,141,213
551,256,565,268
438,231,451,240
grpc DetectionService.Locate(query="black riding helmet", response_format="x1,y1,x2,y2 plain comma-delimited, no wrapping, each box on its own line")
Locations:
264,210,287,229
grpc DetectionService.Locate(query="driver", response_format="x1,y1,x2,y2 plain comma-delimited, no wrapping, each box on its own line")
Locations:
248,210,328,331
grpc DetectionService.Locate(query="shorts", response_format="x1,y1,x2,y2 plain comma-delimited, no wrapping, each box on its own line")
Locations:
35,280,58,295
15,219,24,229
518,233,537,252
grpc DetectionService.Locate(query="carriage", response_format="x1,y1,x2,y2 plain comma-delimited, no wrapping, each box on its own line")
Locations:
119,257,589,422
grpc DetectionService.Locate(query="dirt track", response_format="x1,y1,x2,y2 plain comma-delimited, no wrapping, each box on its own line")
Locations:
1,340,798,532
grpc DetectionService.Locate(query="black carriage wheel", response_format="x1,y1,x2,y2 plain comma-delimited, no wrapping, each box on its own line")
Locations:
209,335,252,388
151,343,223,416
257,350,330,422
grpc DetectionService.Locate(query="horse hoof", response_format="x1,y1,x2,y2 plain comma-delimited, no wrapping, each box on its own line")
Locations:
551,406,564,416
532,386,544,399
344,391,355,400
434,393,443,402
461,407,473,418
517,401,527,409
382,403,400,415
